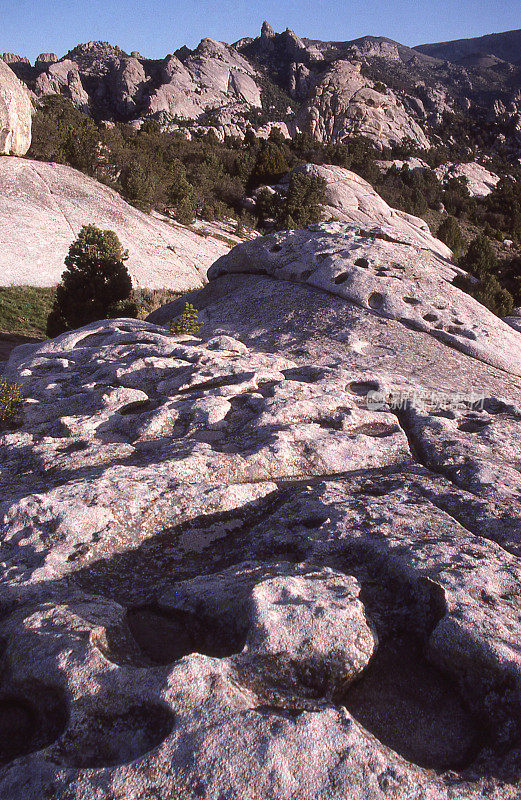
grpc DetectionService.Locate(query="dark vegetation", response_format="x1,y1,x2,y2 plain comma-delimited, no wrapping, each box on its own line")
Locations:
0,380,23,430
0,286,179,338
27,96,521,317
46,224,135,336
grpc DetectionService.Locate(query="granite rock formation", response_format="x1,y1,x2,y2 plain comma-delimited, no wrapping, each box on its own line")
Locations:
7,22,521,155
283,163,451,256
0,156,248,289
1,181,521,796
434,162,501,197
0,60,32,156
295,60,430,149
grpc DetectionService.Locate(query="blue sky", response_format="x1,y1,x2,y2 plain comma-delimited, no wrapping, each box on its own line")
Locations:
3,0,520,63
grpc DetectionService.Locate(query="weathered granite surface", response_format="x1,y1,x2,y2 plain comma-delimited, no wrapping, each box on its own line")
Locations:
0,156,246,289
285,163,452,257
434,162,501,197
0,60,31,156
1,213,521,797
296,60,430,149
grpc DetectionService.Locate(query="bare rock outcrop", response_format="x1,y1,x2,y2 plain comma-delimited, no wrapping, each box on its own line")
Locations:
34,58,90,113
1,53,30,65
146,38,262,132
434,161,500,197
207,220,521,377
109,56,147,117
35,53,58,66
0,156,246,289
296,60,429,149
0,59,32,155
1,208,521,795
286,163,450,256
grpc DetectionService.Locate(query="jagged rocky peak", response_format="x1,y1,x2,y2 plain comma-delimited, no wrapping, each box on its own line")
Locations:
64,41,128,73
1,53,30,65
252,21,307,54
173,44,193,62
261,20,275,39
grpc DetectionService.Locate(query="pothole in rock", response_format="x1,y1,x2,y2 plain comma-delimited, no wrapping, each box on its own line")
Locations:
118,399,156,416
58,703,174,768
0,685,68,766
126,606,248,665
483,398,511,415
458,418,492,433
341,635,481,771
368,292,385,309
282,366,324,383
347,380,380,397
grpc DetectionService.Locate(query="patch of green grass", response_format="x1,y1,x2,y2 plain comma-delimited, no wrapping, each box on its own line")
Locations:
0,286,56,336
0,285,184,336
0,380,22,429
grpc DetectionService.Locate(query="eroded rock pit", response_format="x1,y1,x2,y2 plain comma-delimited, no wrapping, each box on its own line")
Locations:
126,605,247,664
342,635,482,770
0,685,67,766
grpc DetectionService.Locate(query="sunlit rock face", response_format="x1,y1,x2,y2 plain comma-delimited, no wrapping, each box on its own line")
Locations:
1,183,521,796
0,59,32,155
0,156,248,289
296,60,430,149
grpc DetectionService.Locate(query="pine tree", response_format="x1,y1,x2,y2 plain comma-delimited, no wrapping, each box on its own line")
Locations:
47,225,133,337
459,234,497,278
169,303,202,336
437,216,466,259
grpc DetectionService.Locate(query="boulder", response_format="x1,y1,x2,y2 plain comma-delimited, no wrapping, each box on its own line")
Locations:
0,59,32,155
207,219,521,377
285,163,451,256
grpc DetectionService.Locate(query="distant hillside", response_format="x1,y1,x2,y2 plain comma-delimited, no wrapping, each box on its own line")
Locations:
415,28,521,65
